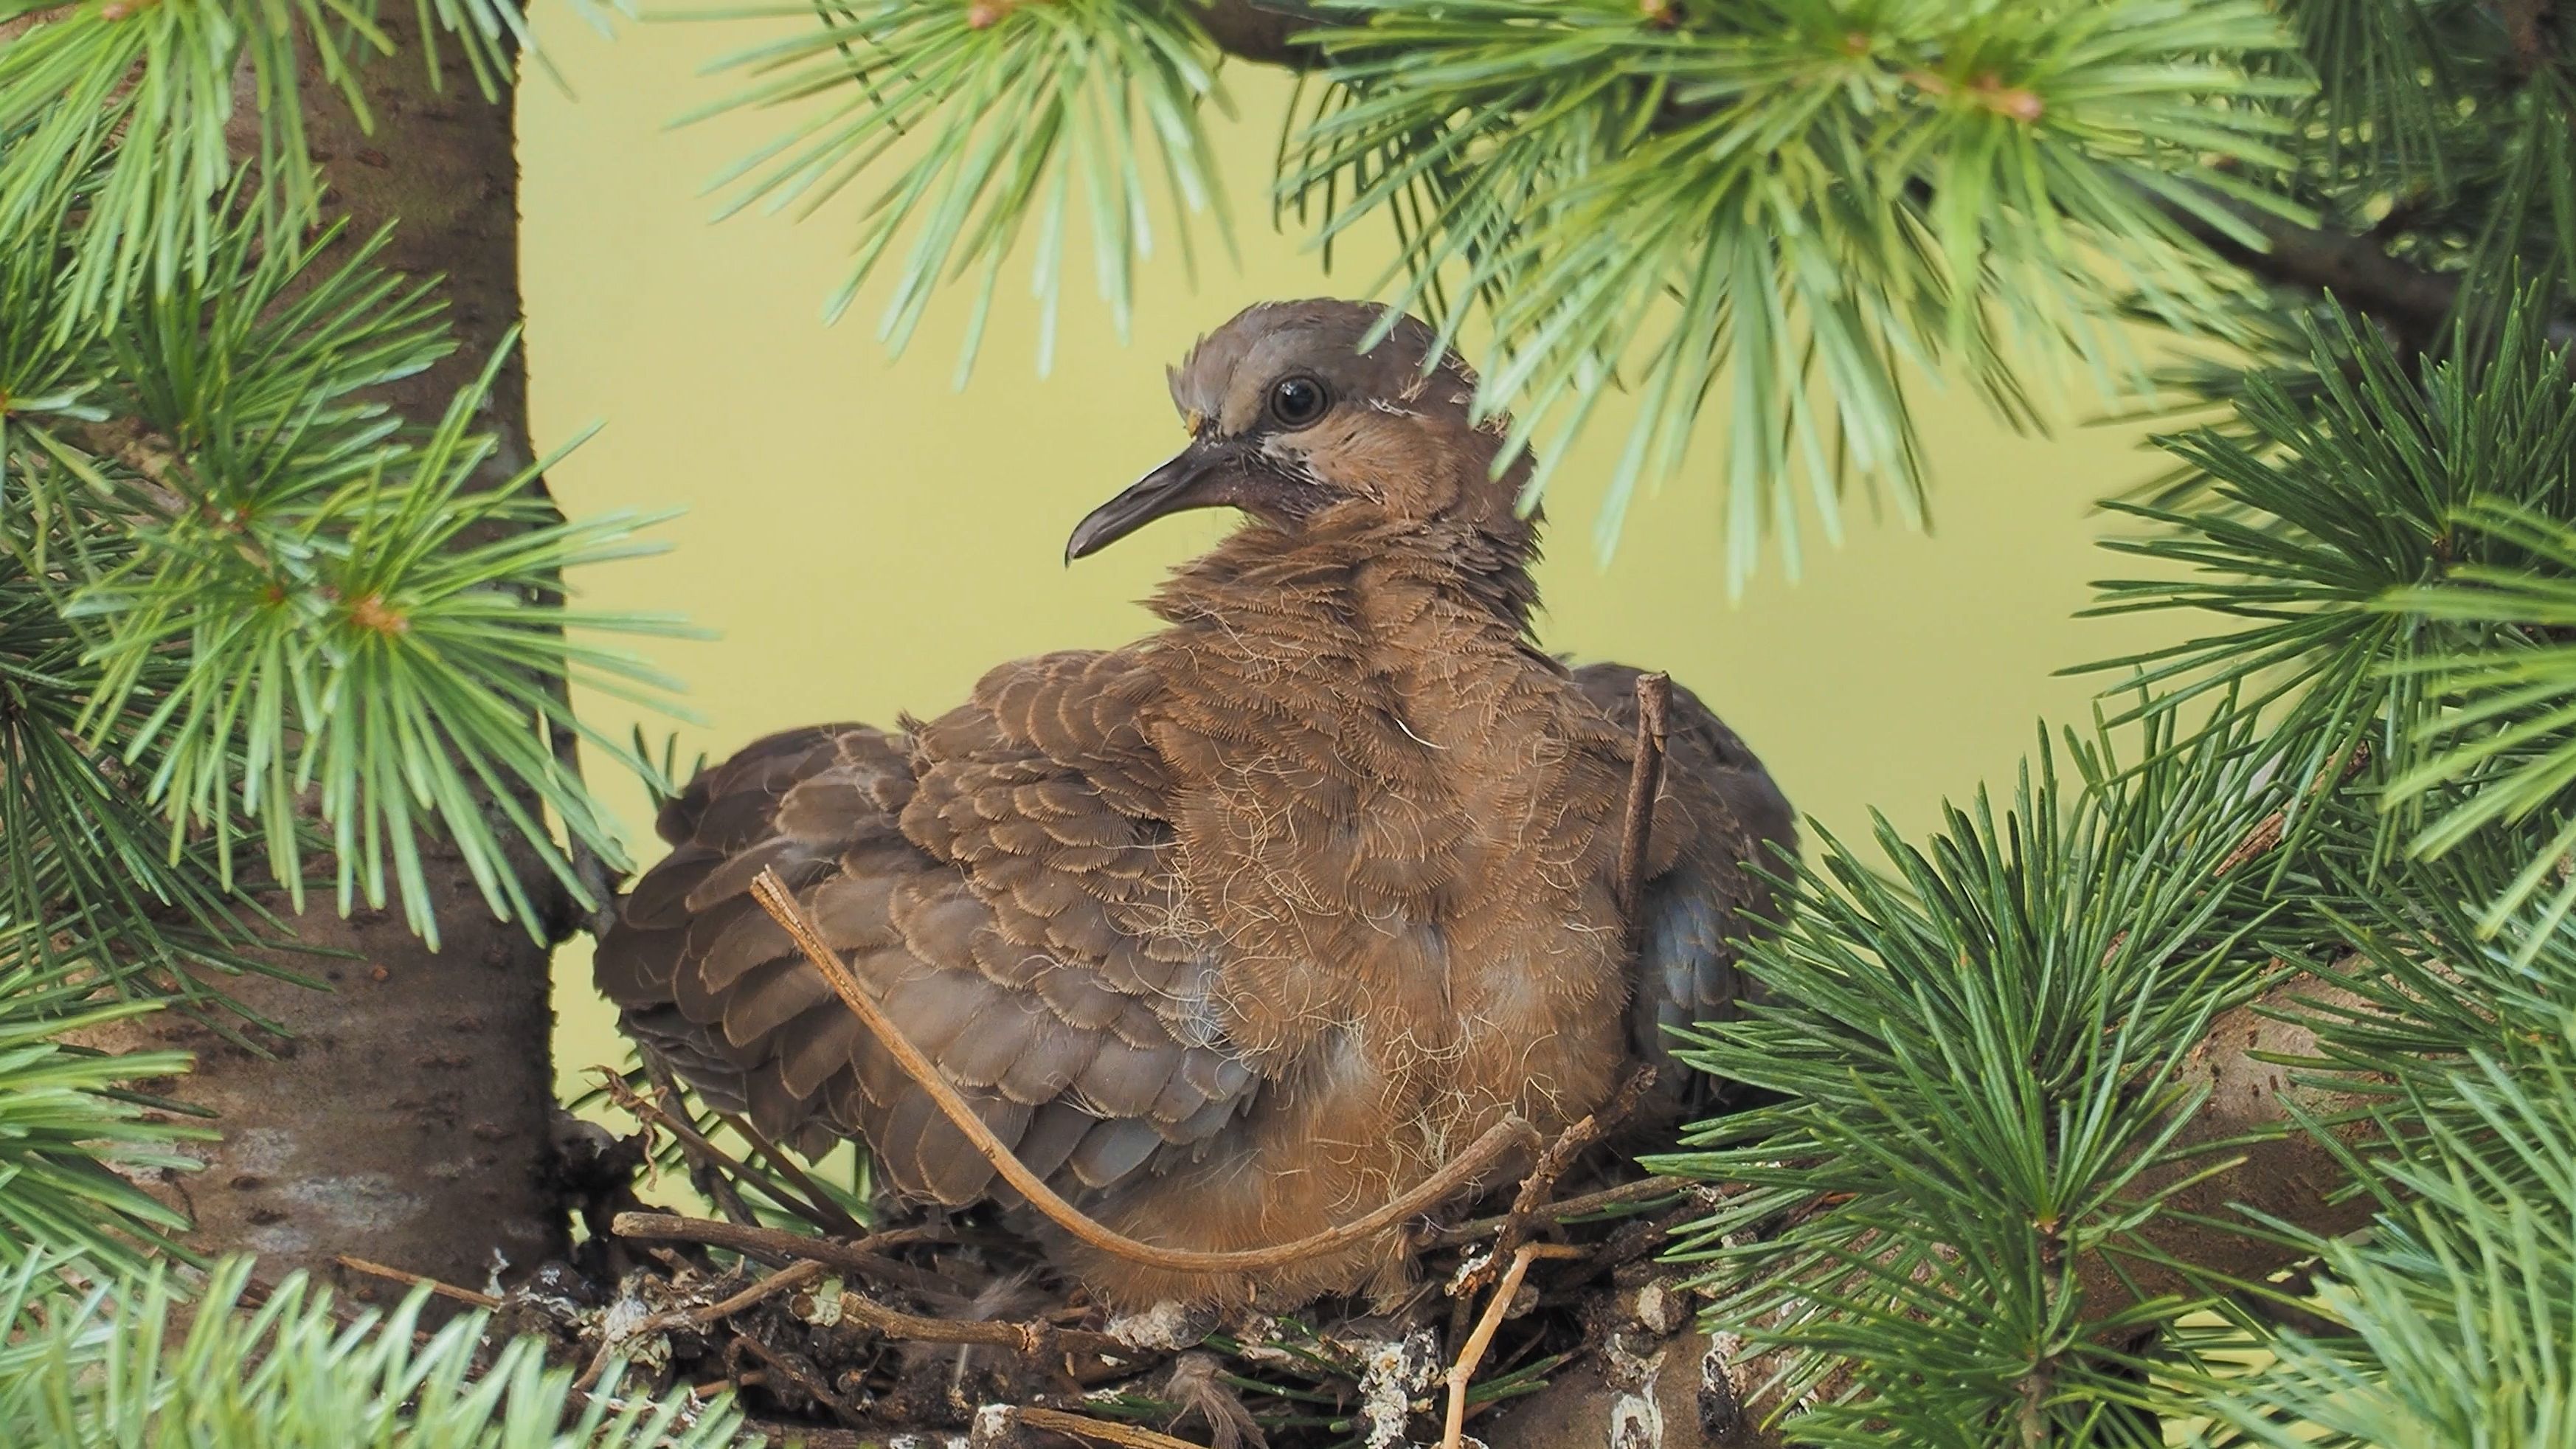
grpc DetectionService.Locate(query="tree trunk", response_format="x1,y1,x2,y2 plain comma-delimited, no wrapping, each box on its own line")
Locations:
106,21,572,1300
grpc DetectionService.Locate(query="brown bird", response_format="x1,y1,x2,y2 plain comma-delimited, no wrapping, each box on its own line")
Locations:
594,300,1794,1309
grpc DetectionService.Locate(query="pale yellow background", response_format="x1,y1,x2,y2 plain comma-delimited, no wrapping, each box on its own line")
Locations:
517,18,2191,1091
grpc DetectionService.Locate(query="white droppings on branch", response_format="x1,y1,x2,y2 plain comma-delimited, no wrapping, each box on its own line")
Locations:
1632,1280,1682,1337
1608,1387,1663,1449
1446,1246,1495,1296
1356,1329,1441,1449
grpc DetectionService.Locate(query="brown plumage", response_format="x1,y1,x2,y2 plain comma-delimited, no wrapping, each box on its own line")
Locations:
594,300,1794,1309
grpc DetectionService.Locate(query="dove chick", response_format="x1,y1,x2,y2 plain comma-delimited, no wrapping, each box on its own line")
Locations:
594,300,1794,1309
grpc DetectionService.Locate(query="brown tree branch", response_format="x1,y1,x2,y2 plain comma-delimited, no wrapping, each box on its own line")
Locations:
1425,1175,1690,1246
2157,196,2576,356
830,1287,1124,1358
608,1211,956,1297
1194,0,1323,67
333,1254,503,1310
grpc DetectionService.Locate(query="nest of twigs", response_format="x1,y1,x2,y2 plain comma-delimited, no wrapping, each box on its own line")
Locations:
437,1067,1737,1449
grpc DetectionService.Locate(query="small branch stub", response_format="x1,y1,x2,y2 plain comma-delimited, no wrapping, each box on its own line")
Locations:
1615,671,1672,958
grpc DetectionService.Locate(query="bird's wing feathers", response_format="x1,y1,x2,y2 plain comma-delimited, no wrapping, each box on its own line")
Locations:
595,651,1255,1208
1571,663,1796,1099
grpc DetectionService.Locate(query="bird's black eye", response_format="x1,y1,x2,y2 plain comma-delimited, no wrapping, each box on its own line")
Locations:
1267,375,1330,429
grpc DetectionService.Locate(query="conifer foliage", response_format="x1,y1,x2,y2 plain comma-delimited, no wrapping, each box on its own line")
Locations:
1,0,2572,1441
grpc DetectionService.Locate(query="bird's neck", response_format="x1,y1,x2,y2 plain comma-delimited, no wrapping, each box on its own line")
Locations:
1149,514,1542,651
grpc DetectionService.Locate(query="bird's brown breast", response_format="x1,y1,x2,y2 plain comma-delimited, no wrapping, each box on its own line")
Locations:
1023,524,1640,1302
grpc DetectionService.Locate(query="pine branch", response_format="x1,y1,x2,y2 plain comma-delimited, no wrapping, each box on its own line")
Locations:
0,1256,764,1445
1640,699,2392,1440
1195,0,2576,364
1194,0,1318,68
2085,293,2576,944
2156,187,2576,358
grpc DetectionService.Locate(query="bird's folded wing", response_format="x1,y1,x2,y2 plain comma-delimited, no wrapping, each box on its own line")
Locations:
1571,664,1797,1094
594,651,1256,1208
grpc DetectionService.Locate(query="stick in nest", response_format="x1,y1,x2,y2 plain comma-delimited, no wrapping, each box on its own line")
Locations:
1468,1065,1656,1290
333,1255,502,1311
1426,1177,1687,1247
831,1283,1124,1358
609,1211,956,1297
1006,1405,1206,1449
1438,1242,1588,1449
749,868,1537,1277
1614,671,1672,958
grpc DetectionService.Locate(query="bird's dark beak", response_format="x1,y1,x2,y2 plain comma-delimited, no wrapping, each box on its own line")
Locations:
1066,438,1240,561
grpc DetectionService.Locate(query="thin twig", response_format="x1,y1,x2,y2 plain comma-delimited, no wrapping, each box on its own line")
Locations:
832,1285,1125,1358
609,1211,956,1298
1460,1065,1656,1302
1615,671,1672,958
626,1059,761,1227
721,1111,870,1237
682,1258,826,1329
1427,1176,1689,1246
332,1256,502,1310
1438,1243,1585,1449
750,868,1539,1276
1012,1405,1208,1449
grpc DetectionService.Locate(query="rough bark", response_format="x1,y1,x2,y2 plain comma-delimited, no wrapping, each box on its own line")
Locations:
100,19,571,1299
1482,1282,1790,1449
2076,971,2380,1310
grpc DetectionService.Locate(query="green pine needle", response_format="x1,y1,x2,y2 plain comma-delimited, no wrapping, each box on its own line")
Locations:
675,0,1233,378
0,989,207,1278
71,339,697,946
0,1255,762,1445
2085,294,2576,953
2197,865,2576,1448
1650,710,2304,1442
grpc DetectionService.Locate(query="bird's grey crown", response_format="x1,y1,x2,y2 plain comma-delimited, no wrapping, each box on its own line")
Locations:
1167,299,1476,434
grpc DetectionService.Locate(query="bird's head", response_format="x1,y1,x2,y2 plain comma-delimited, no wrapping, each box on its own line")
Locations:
1065,300,1530,562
